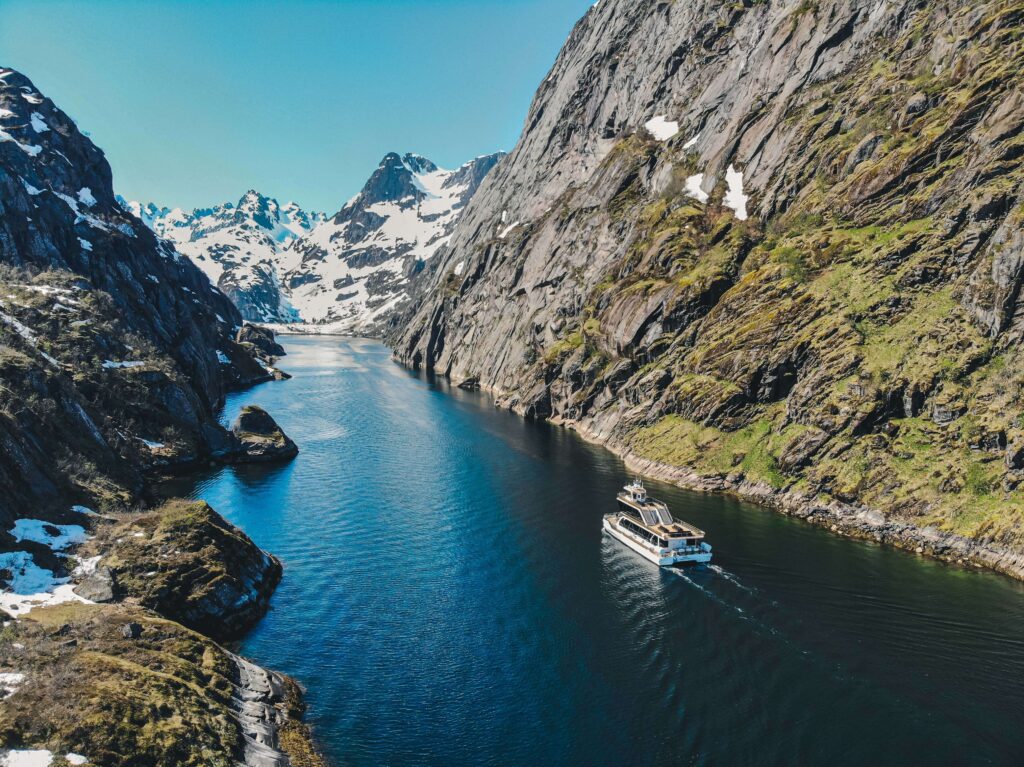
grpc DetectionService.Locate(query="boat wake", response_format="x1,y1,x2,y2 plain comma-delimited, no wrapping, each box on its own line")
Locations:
668,566,788,642
707,564,760,595
669,568,749,618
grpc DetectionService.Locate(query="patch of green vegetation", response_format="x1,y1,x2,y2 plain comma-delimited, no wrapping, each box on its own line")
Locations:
629,409,792,489
544,331,584,363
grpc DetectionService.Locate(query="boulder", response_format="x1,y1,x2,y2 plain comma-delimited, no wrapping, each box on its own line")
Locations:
904,91,931,116
236,324,286,360
74,566,117,603
228,406,299,463
121,622,143,639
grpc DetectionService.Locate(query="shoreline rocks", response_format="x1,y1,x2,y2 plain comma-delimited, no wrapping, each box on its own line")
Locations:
237,324,287,363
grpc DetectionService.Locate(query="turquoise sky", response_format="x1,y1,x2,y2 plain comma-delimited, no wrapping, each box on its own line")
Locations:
0,0,592,212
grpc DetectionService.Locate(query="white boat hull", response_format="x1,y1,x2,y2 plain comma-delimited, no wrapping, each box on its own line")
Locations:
603,516,712,567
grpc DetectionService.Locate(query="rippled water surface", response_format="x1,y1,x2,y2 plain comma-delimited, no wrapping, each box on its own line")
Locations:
164,337,1024,766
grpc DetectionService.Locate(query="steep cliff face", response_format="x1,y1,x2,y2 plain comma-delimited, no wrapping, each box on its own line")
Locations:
0,68,319,765
0,68,273,519
391,1,1024,573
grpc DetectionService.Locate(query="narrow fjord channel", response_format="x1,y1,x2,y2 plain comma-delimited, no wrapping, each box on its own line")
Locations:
162,337,1024,767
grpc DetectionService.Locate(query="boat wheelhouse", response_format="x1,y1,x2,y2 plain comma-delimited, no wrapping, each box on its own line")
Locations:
603,478,712,566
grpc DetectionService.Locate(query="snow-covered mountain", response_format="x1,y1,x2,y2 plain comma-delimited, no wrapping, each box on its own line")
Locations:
128,151,503,332
281,151,504,333
121,193,324,322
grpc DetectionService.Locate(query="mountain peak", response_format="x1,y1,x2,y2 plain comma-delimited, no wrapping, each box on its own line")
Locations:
402,153,438,175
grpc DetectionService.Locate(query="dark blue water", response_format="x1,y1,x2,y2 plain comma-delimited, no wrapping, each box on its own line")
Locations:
163,337,1024,766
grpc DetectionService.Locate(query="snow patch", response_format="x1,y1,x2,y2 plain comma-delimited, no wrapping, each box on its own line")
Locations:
453,260,466,276
21,178,41,196
74,555,102,577
0,129,42,156
29,112,48,133
724,165,749,221
1,749,54,766
685,173,709,203
102,360,146,369
644,115,679,142
54,192,110,232
10,519,87,551
77,187,97,208
78,238,92,252
216,350,231,364
0,672,26,699
498,221,520,239
0,551,93,618
683,132,701,150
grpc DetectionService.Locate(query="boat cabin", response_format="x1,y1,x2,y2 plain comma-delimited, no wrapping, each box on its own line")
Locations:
616,479,705,551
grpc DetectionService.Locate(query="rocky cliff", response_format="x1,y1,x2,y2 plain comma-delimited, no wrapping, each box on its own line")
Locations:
390,1,1024,576
0,68,320,763
0,68,277,520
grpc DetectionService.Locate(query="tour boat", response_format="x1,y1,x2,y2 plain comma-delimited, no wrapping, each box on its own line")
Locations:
603,478,712,566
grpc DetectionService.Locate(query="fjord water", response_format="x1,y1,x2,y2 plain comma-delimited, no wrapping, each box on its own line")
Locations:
168,337,1024,766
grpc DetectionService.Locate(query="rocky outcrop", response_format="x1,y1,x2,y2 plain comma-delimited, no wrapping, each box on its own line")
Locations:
390,1,1024,574
0,602,326,767
83,500,282,640
237,324,286,362
226,407,299,464
73,566,117,603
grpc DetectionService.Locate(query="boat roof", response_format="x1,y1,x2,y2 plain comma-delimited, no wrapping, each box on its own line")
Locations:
617,490,705,537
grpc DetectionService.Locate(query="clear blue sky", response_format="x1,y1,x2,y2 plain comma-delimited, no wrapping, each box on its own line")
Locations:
0,0,592,212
